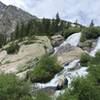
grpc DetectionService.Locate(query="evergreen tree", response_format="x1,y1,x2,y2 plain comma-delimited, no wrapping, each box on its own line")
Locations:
42,18,51,34
90,20,94,27
0,34,7,48
15,23,20,39
20,22,25,38
55,13,60,32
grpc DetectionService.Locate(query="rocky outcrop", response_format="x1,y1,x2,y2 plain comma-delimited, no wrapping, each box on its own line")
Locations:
56,45,84,65
56,75,68,90
0,2,37,35
0,2,6,14
51,35,64,47
0,36,53,79
78,39,97,52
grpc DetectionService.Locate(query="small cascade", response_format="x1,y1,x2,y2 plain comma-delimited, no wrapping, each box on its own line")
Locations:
35,59,88,89
60,32,81,47
54,32,81,53
35,32,89,89
90,37,100,56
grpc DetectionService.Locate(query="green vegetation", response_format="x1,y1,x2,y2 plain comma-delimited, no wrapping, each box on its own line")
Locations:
28,55,62,83
0,73,32,100
33,91,51,100
80,53,91,66
56,51,100,100
10,13,83,41
63,27,81,39
0,33,7,48
11,13,66,40
80,26,100,42
5,42,20,54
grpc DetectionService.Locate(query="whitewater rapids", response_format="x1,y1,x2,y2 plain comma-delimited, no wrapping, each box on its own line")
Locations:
35,32,88,89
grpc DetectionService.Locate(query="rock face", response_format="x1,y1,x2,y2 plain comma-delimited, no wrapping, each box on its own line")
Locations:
0,2,6,14
0,36,53,79
78,39,97,52
0,2,37,35
51,35,64,47
56,45,84,65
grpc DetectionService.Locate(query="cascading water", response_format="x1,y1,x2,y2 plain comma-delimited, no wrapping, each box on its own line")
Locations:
60,32,81,47
54,32,81,53
36,59,88,88
90,37,100,56
35,32,88,89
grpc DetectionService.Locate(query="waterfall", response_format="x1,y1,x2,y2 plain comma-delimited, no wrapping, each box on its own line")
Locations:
36,60,88,89
90,37,100,56
54,32,81,53
35,32,88,89
60,32,81,47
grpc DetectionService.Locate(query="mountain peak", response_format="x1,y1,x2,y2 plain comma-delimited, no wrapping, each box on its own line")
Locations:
0,1,7,13
0,1,37,35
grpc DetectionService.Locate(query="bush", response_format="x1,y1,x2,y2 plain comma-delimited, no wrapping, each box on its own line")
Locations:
88,51,100,84
33,91,51,100
28,55,62,83
71,77,100,100
80,53,91,66
57,89,77,100
81,27,100,42
5,42,20,54
0,73,32,100
63,27,81,39
57,76,100,100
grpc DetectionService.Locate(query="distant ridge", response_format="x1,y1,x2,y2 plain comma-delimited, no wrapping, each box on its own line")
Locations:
0,1,37,35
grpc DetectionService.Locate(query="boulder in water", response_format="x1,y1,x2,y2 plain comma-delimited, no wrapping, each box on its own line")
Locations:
57,47,84,65
56,75,68,90
78,39,96,52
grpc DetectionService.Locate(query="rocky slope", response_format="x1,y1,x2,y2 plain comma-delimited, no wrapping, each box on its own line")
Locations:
0,1,37,35
0,36,53,79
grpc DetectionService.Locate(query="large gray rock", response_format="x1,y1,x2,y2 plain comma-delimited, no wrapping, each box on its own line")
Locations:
56,45,84,65
51,35,64,47
78,39,97,52
0,36,53,79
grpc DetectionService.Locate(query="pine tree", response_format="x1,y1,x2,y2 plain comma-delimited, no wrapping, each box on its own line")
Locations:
15,23,20,39
90,20,94,27
55,13,60,32
0,34,7,48
42,18,51,34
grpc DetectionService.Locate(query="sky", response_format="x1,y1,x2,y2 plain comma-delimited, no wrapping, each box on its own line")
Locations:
0,0,100,25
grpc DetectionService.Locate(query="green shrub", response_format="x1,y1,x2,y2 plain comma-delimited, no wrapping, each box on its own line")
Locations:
88,64,100,84
80,53,91,66
57,76,100,100
0,73,32,100
5,42,20,54
63,27,81,39
28,55,62,83
81,27,100,42
71,77,100,100
57,89,77,100
33,91,51,100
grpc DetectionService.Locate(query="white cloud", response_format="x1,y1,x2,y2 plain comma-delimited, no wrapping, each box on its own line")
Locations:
0,0,100,25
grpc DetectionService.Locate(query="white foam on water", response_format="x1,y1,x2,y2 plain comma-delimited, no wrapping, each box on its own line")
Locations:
54,32,81,53
35,59,88,89
60,32,81,47
90,37,100,56
35,32,88,89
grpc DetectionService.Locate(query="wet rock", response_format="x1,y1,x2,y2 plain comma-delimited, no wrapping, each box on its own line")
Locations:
78,39,97,52
56,46,84,65
51,35,64,47
56,75,68,90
